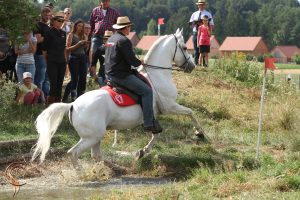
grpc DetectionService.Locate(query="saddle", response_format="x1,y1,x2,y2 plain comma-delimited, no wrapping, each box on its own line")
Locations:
101,73,150,107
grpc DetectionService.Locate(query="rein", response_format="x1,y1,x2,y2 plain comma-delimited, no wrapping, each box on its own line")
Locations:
143,34,191,72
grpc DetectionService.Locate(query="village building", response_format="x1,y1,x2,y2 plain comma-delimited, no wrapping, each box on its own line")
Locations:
136,35,160,54
219,36,268,56
270,45,300,63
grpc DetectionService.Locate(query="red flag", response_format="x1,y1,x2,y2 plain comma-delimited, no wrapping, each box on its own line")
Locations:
158,18,164,25
264,58,277,71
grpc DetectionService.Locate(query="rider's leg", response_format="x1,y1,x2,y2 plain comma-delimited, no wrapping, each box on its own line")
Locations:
109,74,162,133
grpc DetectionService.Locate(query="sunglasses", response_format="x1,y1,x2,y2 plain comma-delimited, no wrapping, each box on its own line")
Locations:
56,19,64,23
64,12,71,15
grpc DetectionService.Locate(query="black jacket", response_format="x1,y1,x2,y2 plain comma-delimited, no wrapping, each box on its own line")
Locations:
105,31,141,78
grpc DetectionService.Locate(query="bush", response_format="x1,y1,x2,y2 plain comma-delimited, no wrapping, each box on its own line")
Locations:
292,54,300,64
246,54,254,61
212,53,262,86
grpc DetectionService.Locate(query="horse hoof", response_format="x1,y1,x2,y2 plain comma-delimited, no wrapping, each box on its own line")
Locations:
135,149,144,160
195,132,210,143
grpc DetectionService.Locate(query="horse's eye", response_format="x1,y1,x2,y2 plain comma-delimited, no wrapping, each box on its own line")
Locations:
183,46,187,50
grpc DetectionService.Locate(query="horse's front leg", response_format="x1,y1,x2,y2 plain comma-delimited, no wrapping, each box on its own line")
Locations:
166,103,207,139
91,141,102,162
136,134,158,159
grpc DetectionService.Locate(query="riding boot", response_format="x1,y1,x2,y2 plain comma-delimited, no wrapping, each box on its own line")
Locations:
46,96,55,107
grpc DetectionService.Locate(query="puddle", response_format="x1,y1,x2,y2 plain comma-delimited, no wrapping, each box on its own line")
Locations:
1,176,170,200
0,160,172,200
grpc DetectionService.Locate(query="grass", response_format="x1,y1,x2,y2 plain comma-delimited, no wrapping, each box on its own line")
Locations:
275,63,300,70
0,59,300,199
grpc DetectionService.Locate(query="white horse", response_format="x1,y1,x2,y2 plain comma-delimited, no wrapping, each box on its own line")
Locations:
31,29,205,166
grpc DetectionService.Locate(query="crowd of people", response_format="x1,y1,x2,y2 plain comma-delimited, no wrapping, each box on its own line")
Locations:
0,1,120,106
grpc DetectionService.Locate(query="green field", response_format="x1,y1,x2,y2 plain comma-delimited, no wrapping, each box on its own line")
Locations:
275,63,300,70
0,61,299,199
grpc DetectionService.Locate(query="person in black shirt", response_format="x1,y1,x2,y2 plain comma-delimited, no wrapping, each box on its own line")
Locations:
34,7,51,98
90,30,113,86
43,12,67,105
105,16,162,134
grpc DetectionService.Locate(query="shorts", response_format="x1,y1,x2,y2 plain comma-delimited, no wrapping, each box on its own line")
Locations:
199,45,210,53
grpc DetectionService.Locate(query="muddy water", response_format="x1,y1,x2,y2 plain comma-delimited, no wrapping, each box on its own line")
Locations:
0,160,171,200
1,176,170,200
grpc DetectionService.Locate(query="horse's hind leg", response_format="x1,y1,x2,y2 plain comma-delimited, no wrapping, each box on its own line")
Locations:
136,134,158,159
67,138,99,169
91,141,101,161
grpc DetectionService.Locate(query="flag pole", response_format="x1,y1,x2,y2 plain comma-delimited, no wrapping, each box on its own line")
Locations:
256,68,267,160
158,24,160,36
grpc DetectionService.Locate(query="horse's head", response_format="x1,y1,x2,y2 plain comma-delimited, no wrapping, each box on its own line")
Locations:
172,29,195,73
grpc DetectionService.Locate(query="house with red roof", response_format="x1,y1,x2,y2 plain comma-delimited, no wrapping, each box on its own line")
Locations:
186,35,220,58
219,37,269,56
270,46,300,63
136,35,160,53
127,32,140,47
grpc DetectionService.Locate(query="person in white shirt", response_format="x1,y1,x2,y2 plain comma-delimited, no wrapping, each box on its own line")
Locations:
61,8,73,34
189,0,214,65
15,32,37,83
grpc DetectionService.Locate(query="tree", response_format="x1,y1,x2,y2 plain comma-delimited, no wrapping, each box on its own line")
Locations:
0,0,39,43
147,19,157,35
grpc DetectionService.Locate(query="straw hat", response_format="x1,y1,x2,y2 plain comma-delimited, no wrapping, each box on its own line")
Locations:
196,0,206,5
112,16,133,30
23,72,32,79
52,11,65,20
103,30,113,38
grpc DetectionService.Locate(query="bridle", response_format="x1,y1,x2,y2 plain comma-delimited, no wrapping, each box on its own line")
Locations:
143,34,191,72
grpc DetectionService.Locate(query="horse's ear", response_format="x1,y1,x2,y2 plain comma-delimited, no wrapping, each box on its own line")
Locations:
179,28,183,35
175,28,180,34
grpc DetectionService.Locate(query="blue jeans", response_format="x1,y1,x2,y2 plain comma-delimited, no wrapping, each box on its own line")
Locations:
108,74,154,127
91,36,103,54
16,62,35,84
34,54,49,96
193,32,199,65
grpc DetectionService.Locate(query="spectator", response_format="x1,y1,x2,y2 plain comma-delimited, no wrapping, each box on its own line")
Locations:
43,12,67,105
62,20,89,102
45,2,54,12
62,8,73,79
61,8,73,34
89,0,119,55
0,28,16,81
15,32,37,84
16,72,44,105
34,6,51,98
197,15,211,67
189,0,214,65
90,30,113,86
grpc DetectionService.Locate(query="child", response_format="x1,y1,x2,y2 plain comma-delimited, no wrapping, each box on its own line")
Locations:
16,72,45,105
197,15,211,67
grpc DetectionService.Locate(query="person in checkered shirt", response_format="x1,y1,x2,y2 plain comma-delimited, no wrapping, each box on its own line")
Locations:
89,0,119,55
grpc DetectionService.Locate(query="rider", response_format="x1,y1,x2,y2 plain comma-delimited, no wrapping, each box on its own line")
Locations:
105,16,162,134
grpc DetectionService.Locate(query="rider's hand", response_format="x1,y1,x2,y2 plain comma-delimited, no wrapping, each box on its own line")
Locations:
140,59,144,65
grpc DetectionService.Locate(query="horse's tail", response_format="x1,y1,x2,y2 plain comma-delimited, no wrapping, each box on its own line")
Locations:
31,103,73,163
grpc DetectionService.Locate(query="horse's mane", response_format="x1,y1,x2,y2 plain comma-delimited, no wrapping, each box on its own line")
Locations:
144,35,169,62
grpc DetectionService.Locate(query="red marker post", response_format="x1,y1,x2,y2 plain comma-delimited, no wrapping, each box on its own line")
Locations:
158,18,164,36
256,57,277,159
